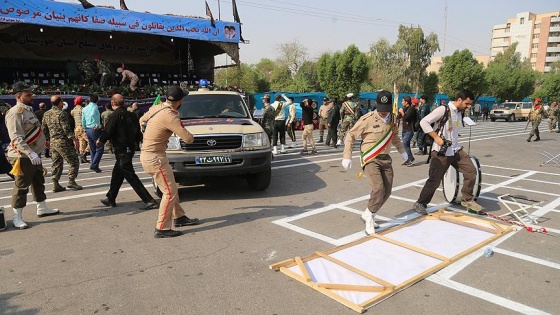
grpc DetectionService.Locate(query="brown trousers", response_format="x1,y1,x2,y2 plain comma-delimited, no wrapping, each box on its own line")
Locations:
318,118,328,137
363,156,393,213
8,157,47,208
74,125,89,154
417,149,476,205
140,152,185,230
301,124,315,150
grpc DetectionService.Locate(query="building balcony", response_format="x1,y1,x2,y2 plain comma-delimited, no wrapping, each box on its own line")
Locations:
549,26,560,33
549,36,560,43
545,56,560,63
544,66,552,72
547,46,560,53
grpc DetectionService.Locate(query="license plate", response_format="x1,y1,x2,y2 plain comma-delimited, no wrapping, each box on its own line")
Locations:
195,155,232,164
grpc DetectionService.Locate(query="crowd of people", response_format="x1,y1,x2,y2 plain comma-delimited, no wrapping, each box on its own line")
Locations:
1,79,557,237
0,82,200,237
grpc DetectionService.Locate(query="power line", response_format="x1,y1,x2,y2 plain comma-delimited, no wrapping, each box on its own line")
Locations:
228,0,489,54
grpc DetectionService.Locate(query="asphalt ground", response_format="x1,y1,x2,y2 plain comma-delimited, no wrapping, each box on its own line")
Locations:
1,118,560,315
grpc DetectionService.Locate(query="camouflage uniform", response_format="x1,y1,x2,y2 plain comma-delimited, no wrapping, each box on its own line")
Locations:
261,104,275,143
528,104,545,142
70,105,89,157
78,60,96,85
42,106,80,183
97,59,112,88
547,104,559,131
339,100,359,143
101,108,114,152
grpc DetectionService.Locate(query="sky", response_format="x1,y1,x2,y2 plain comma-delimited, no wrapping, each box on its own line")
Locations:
59,0,559,65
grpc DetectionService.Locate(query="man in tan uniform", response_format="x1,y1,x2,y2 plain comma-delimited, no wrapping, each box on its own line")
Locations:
71,96,89,163
317,97,332,143
140,86,200,238
6,82,59,229
341,90,408,235
117,65,139,92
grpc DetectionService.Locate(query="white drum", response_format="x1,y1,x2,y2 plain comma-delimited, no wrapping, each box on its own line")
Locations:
442,156,481,203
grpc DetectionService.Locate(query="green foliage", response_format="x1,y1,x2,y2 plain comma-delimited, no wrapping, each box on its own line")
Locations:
485,43,536,101
394,26,439,94
214,64,259,94
534,73,560,101
420,71,439,102
439,49,487,98
368,38,407,91
316,46,368,100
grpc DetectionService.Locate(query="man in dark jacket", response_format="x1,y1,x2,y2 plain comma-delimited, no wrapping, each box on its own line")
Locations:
326,100,341,148
96,94,158,210
399,96,417,166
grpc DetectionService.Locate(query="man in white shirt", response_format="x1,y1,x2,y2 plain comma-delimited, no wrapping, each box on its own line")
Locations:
271,94,289,154
413,89,482,215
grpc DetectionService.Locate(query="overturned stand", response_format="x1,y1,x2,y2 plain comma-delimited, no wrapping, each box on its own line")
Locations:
270,210,512,313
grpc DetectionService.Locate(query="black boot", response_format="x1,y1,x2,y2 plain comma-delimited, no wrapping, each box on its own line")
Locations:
527,135,532,142
535,135,540,141
318,137,323,143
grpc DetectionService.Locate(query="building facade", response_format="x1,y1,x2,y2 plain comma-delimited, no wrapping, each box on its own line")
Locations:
492,11,560,73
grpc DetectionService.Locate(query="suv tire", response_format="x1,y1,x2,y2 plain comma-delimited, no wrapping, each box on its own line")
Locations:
247,168,271,191
509,114,515,122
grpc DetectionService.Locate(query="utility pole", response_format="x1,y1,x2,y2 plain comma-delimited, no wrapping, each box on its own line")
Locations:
218,0,221,20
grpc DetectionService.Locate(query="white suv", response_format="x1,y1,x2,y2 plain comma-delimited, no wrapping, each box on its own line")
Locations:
153,91,272,195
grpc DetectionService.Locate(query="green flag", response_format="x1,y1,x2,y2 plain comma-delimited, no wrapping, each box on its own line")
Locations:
153,94,161,106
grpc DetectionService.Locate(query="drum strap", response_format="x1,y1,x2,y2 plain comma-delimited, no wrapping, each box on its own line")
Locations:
360,127,393,167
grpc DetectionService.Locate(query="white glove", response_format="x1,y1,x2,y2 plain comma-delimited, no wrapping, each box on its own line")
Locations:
401,152,408,161
28,152,42,165
342,159,352,171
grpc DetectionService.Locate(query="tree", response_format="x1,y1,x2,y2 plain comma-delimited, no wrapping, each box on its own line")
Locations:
317,45,369,100
214,64,259,93
420,71,439,102
485,43,536,101
368,38,407,91
277,40,308,76
439,49,487,98
289,60,318,92
394,25,439,94
534,73,560,101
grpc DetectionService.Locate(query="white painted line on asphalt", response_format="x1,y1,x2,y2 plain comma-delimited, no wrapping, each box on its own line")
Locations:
273,220,339,244
492,248,560,270
427,275,552,315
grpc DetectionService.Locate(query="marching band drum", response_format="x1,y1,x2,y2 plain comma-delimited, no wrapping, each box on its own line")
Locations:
442,156,482,203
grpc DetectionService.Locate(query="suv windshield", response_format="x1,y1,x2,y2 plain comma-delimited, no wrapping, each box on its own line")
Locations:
499,103,517,109
178,94,249,119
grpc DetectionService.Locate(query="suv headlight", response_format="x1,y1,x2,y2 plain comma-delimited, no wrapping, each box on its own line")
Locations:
167,134,182,150
243,132,268,148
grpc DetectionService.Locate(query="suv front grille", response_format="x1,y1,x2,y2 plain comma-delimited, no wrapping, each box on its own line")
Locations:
180,135,243,151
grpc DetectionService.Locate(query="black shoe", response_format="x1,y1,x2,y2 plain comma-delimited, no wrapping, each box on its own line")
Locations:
173,215,201,227
139,200,158,210
413,202,428,215
154,228,183,238
90,167,102,173
404,160,413,167
535,136,540,142
100,198,117,207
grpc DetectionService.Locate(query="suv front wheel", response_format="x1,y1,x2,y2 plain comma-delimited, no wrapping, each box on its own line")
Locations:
509,114,515,122
247,168,271,191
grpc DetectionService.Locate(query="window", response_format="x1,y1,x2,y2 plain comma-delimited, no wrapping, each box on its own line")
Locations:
531,53,537,58
531,62,536,67
520,17,525,24
532,43,539,48
533,33,539,39
535,24,540,29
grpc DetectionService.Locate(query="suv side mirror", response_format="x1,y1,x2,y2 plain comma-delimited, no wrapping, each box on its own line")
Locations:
516,106,520,109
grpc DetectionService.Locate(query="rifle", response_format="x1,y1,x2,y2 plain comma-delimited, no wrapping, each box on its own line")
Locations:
525,118,530,131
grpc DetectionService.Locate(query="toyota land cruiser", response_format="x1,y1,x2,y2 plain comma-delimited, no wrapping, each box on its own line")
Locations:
152,91,272,195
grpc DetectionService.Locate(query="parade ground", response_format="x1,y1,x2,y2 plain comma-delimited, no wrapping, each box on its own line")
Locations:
1,119,560,314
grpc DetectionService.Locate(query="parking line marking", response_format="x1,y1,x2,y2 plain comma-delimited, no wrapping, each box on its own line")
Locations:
493,248,560,270
427,275,552,315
